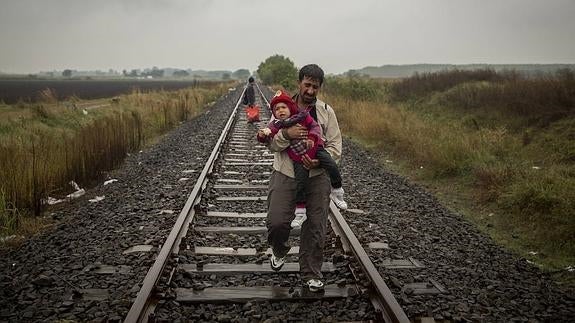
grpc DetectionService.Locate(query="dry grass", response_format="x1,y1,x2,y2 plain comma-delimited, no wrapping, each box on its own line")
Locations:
327,96,519,178
0,84,228,237
321,72,575,275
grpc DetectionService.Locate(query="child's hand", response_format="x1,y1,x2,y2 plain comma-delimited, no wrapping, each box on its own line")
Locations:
305,139,314,150
257,128,271,138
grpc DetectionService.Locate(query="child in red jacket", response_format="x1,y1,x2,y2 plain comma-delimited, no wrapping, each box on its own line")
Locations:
257,90,347,228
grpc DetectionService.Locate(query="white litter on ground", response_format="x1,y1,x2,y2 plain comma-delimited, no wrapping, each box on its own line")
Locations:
158,210,174,215
44,197,64,205
70,181,81,191
178,178,190,182
528,251,538,255
67,181,85,199
89,196,105,203
104,179,118,185
67,189,85,199
43,181,87,205
0,235,19,243
182,170,196,174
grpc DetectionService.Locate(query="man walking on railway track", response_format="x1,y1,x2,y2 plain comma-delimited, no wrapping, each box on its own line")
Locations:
265,64,343,292
243,76,256,106
243,76,259,122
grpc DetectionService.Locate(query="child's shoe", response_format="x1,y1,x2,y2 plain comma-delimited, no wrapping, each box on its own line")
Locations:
290,208,307,228
330,187,348,209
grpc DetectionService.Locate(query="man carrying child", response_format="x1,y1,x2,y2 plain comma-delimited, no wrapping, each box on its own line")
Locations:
263,64,345,292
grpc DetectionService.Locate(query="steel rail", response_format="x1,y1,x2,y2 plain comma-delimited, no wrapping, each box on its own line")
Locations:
328,204,410,323
255,82,270,107
124,84,248,323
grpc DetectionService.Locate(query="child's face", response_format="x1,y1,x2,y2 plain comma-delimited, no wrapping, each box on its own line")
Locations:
273,103,291,120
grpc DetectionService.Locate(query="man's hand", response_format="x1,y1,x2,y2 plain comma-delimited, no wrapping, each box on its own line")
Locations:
305,139,314,150
284,124,308,140
301,154,319,170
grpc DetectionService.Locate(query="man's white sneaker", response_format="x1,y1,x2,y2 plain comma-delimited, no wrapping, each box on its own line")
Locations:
306,278,324,292
330,187,348,209
290,208,307,228
270,253,285,271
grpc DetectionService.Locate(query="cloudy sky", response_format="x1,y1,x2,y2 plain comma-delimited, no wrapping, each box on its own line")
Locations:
1,0,574,74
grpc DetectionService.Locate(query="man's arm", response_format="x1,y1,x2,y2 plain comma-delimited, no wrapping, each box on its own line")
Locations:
301,104,341,169
321,104,343,164
305,114,322,144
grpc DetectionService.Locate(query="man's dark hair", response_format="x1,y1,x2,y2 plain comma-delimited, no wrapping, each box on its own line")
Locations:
299,64,324,85
248,76,254,83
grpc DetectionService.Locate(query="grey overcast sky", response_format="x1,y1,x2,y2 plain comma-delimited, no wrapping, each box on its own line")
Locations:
1,0,574,74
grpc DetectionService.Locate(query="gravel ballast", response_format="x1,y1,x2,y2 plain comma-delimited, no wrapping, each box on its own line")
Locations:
1,87,573,322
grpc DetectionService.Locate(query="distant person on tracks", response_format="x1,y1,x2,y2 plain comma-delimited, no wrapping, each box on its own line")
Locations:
257,90,347,227
264,64,344,292
243,76,256,106
243,76,259,122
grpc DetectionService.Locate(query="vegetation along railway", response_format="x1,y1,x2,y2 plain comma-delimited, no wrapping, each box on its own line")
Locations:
0,79,206,104
0,82,573,322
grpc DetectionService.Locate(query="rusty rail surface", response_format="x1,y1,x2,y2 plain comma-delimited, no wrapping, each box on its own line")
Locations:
328,204,410,323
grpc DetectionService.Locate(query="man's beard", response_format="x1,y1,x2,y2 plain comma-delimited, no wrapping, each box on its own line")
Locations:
301,93,316,104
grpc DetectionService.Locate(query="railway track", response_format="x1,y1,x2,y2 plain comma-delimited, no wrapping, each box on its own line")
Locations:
124,84,413,322
2,81,572,322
